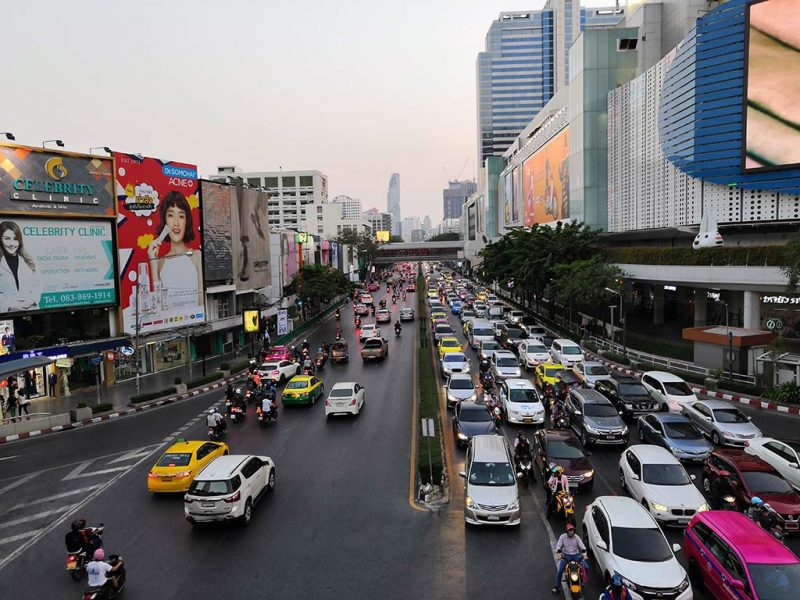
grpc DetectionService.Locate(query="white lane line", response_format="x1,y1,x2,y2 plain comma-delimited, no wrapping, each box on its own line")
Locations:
168,430,181,437
0,505,76,530
162,436,173,442
107,444,162,465
0,472,40,495
62,461,130,481
0,529,44,546
0,455,20,462
10,485,104,511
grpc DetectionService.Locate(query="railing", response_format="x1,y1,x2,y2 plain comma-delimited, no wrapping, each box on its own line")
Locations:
271,297,346,347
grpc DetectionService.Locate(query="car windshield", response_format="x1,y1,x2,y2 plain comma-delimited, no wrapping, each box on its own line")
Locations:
449,379,475,390
584,404,619,417
436,326,453,333
506,329,525,339
188,479,235,497
286,380,308,390
527,344,547,353
156,452,192,467
663,381,693,396
509,388,539,403
642,464,691,485
473,328,494,337
497,357,517,367
611,527,673,562
663,422,702,439
545,367,563,377
742,471,793,494
482,342,500,350
547,439,584,459
585,365,609,376
562,346,582,355
263,363,279,370
713,408,749,423
365,340,383,348
442,340,459,348
329,387,354,397
748,563,800,600
443,354,465,363
460,407,493,423
469,461,516,486
619,383,649,396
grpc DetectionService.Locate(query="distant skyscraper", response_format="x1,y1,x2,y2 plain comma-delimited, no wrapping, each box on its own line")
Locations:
401,216,420,242
422,215,432,234
386,173,401,236
443,180,477,220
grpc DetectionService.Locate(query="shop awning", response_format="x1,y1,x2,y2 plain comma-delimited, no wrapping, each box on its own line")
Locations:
0,356,55,379
67,336,132,358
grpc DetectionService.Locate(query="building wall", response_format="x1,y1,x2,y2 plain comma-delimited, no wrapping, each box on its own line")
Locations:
443,180,477,220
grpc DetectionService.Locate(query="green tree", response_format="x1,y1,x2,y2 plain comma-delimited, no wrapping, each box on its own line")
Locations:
550,256,625,330
287,265,351,310
781,240,800,292
388,234,405,243
428,232,461,242
335,230,380,268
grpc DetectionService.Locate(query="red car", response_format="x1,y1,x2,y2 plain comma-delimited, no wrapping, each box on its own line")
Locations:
406,283,416,292
367,282,379,292
265,345,292,362
702,449,800,533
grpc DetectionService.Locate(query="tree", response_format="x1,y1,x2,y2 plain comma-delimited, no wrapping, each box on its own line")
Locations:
550,256,625,330
781,240,800,292
286,265,351,310
388,234,405,243
335,230,379,268
428,232,460,242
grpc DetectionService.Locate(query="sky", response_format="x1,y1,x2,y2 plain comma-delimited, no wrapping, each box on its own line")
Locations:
3,0,621,224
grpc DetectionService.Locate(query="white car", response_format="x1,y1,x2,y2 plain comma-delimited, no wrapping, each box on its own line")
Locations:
259,360,300,384
185,454,275,526
375,309,391,323
583,496,692,600
478,340,501,362
517,339,551,371
744,437,800,492
445,373,478,408
573,361,612,388
507,310,525,326
490,350,521,380
641,371,698,413
550,339,584,367
325,381,365,417
359,325,380,341
498,379,545,425
441,352,471,377
360,294,374,305
618,445,708,526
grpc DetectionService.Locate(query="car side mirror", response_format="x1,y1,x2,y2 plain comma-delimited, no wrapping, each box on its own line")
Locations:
631,473,639,481
730,579,746,592
672,543,682,553
458,471,467,479
703,416,712,422
789,462,799,469
690,474,696,481
596,540,608,551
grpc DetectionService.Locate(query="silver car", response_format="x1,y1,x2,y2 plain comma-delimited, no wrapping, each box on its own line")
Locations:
445,373,479,408
459,435,520,526
573,361,612,388
490,350,521,380
478,340,502,362
680,399,762,447
441,352,471,377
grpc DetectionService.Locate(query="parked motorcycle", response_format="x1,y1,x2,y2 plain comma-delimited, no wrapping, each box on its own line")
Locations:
81,554,126,600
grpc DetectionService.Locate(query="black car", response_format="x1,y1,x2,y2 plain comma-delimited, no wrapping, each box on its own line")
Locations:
533,429,594,492
594,376,660,420
451,402,497,448
565,388,628,447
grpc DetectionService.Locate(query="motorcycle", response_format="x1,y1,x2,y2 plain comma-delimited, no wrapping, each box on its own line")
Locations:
563,558,585,599
224,398,233,415
208,422,226,441
515,453,533,485
67,525,105,581
335,331,342,341
257,406,277,427
395,326,401,337
315,354,326,371
81,554,126,600
304,365,315,376
551,490,576,525
492,406,502,428
230,403,245,423
355,317,362,328
747,508,786,544
335,310,341,321
391,296,397,304
244,389,255,405
479,371,495,393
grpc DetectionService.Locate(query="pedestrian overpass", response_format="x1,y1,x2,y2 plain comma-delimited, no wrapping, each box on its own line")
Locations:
373,241,465,263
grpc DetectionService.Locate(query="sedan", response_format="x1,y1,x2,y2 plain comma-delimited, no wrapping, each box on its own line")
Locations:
445,373,478,409
325,381,365,417
258,360,300,384
460,309,476,323
438,337,463,359
637,413,713,462
450,301,462,315
478,340,501,362
376,309,391,323
452,402,497,448
534,362,565,388
517,339,551,371
573,361,612,388
507,310,525,326
148,440,229,493
681,399,762,446
434,323,455,341
354,303,369,316
360,294,374,305
491,350,521,380
441,352,470,377
359,325,380,341
744,437,800,492
533,428,594,491
498,379,545,425
399,307,415,321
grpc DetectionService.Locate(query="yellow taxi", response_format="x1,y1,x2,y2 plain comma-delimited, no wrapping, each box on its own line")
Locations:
476,290,488,302
534,361,566,388
282,374,325,406
147,439,229,493
427,290,439,300
437,337,463,359
430,310,447,323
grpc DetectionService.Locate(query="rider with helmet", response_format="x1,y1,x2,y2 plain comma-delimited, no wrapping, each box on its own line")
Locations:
206,407,226,435
710,470,736,509
394,320,402,335
547,465,570,514
513,431,533,471
601,574,631,600
65,518,102,557
552,523,588,594
749,496,780,533
86,548,123,594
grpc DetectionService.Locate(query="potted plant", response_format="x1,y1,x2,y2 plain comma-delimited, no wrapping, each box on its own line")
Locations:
70,402,93,422
705,368,724,391
173,376,187,395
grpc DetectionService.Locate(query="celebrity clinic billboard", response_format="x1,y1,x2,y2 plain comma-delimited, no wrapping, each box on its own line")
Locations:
522,128,570,226
0,144,115,217
115,154,205,335
0,217,116,315
745,0,800,171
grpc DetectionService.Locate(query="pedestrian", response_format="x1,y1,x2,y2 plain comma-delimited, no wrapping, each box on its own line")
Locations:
18,393,30,418
6,389,17,420
263,328,271,351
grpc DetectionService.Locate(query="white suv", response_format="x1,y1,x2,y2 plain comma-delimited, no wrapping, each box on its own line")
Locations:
259,360,300,384
640,371,698,413
550,339,584,367
184,454,275,526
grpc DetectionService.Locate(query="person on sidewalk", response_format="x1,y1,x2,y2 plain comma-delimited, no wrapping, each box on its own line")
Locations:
6,390,17,420
18,393,30,418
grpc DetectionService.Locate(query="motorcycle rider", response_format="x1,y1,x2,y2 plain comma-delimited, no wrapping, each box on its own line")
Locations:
301,339,310,353
206,407,226,436
547,465,571,514
225,383,234,401
551,401,567,426
355,316,362,328
303,354,315,375
260,393,277,422
513,431,533,478
65,518,102,558
710,470,737,509
86,548,123,595
335,308,341,320
394,321,402,335
749,497,780,534
601,574,631,600
552,523,588,594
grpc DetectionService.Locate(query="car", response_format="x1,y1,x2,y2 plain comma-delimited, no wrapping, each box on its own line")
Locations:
473,301,487,317
452,402,497,448
399,307,415,321
354,303,369,316
499,326,526,352
450,301,462,315
524,324,548,339
565,388,628,447
681,399,762,447
148,440,230,493
438,337,463,359
459,309,476,324
459,434,520,525
478,340,501,362
572,361,611,388
486,294,498,304
595,376,660,420
406,283,416,292
744,437,800,492
498,378,545,425
434,323,455,342
360,293,374,305
329,341,349,364
441,352,470,377
184,454,275,526
359,324,380,341
281,375,325,406
489,318,508,337
264,345,293,362
367,282,379,292
490,350,521,380
258,360,300,384
619,445,708,526
430,309,447,321
475,291,488,302
641,371,698,413
487,304,505,320
325,381,365,417
684,510,800,600
534,361,566,388
429,301,445,312
582,496,691,600
517,339,551,371
375,309,391,323
468,320,495,349
444,373,479,408
360,337,389,361
507,310,525,326
533,428,594,491
637,413,713,462
549,339,584,367
702,449,800,530
427,290,438,300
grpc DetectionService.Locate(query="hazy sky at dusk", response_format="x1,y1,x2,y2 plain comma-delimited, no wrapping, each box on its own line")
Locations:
3,0,619,224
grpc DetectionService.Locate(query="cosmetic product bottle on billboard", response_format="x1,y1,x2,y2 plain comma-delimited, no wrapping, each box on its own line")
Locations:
138,263,152,315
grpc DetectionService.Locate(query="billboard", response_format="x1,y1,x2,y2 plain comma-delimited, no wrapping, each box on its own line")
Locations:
512,167,520,224
115,153,205,336
0,217,116,315
522,128,570,226
0,144,115,217
375,230,390,243
243,309,260,333
199,180,233,282
503,172,513,225
231,186,270,291
744,0,800,171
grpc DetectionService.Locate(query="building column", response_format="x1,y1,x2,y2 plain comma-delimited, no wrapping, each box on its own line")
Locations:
743,290,761,330
653,285,665,326
693,288,707,326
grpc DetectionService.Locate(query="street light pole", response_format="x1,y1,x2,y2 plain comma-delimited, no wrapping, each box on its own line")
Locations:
609,305,616,346
605,287,625,354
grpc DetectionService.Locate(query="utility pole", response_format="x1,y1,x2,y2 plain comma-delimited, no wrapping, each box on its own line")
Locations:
609,305,616,346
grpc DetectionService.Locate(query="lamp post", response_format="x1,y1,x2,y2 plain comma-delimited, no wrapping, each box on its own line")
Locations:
605,287,625,354
1,132,15,141
717,299,732,380
42,139,64,148
89,146,113,155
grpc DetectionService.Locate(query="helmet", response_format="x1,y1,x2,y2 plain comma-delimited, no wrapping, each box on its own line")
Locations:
213,407,219,414
235,388,241,394
719,470,730,477
303,339,308,343
566,523,575,532
208,408,215,414
751,496,764,506
611,574,623,588
93,548,105,561
71,518,86,532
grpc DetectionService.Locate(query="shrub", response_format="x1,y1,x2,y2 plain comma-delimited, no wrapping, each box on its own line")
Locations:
219,362,231,371
717,379,764,397
707,368,724,379
130,387,177,403
91,403,113,414
600,350,630,366
603,245,786,267
187,372,224,388
228,358,252,373
583,341,599,354
766,382,800,405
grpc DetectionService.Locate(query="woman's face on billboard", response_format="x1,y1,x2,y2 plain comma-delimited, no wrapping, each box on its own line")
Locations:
165,206,187,243
1,230,19,255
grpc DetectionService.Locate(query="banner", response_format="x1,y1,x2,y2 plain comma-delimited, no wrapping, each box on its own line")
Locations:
277,309,289,336
231,186,270,291
0,217,116,315
199,180,233,282
115,153,205,336
0,319,15,354
522,128,570,226
512,167,520,224
0,144,115,217
243,309,260,333
503,172,514,225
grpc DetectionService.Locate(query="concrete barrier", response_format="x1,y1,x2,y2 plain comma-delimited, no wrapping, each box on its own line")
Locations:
0,412,71,437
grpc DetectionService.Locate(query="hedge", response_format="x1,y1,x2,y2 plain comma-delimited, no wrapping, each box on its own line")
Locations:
603,245,786,267
600,350,630,365
130,387,177,403
228,358,253,374
187,372,224,388
417,273,444,487
91,403,114,414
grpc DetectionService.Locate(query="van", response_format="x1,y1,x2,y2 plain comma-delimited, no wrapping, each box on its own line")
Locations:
459,435,520,525
487,304,504,319
468,319,495,349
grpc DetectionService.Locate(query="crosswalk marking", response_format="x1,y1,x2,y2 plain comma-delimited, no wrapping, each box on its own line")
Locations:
10,485,104,512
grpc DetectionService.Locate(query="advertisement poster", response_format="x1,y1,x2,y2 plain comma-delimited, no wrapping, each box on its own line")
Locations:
0,319,15,354
199,180,233,282
503,172,514,225
0,145,115,217
277,309,289,336
0,217,116,315
115,153,205,336
231,187,270,291
243,309,260,333
745,0,800,171
512,167,520,224
522,128,570,226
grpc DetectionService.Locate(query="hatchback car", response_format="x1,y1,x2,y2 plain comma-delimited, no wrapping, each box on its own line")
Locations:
565,388,628,447
595,376,660,420
399,307,415,321
533,428,594,492
498,378,545,425
440,352,470,377
681,399,762,447
459,435,520,526
325,381,365,417
452,402,497,448
637,413,713,462
184,454,276,526
490,350,521,380
641,371,698,413
572,361,612,388
517,339,551,371
148,440,229,493
744,437,800,492
445,373,479,408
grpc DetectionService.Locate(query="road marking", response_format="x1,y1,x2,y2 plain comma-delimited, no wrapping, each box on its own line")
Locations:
0,455,20,462
0,530,44,546
10,485,104,511
107,444,162,465
0,505,76,529
0,472,39,495
62,461,131,481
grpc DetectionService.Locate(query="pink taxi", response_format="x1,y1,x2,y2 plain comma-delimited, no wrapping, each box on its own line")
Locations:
264,345,292,362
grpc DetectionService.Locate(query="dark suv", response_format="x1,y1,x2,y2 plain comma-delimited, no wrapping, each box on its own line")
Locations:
565,388,628,447
594,375,660,420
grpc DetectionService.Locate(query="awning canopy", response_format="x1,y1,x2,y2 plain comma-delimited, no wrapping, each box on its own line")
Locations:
0,356,55,379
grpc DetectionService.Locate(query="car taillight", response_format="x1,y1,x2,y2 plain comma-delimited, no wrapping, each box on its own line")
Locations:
350,398,357,405
325,400,331,406
174,470,192,478
224,490,241,503
147,472,158,478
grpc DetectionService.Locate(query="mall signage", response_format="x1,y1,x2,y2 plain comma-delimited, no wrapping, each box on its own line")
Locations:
760,294,800,306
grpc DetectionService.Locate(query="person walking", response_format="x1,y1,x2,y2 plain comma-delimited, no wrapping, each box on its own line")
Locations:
6,389,17,420
18,391,30,418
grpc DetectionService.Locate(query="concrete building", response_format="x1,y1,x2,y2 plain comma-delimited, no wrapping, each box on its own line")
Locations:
443,180,477,220
386,173,401,236
363,208,392,235
433,218,461,238
401,216,420,242
422,215,432,236
332,194,363,220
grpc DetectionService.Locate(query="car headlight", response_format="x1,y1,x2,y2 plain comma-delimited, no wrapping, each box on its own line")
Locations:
507,499,519,511
467,393,478,402
447,394,458,402
669,446,682,455
457,433,468,440
651,501,669,512
678,576,690,592
465,496,475,508
584,423,599,434
583,470,594,478
624,403,633,409
621,425,629,435
698,503,709,512
620,576,638,592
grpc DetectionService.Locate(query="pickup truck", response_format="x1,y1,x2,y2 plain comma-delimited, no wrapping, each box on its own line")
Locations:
360,337,389,361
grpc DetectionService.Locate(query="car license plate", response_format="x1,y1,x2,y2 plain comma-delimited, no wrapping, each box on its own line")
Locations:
67,560,77,569
786,522,799,531
161,476,173,481
678,519,689,525
523,418,533,423
487,515,500,521
202,502,215,508
605,435,616,440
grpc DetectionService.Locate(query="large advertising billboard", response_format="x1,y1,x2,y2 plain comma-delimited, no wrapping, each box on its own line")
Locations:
199,180,233,282
0,217,116,315
522,128,570,226
503,172,513,225
115,153,205,336
231,186,270,291
744,0,800,171
512,167,520,224
0,144,115,217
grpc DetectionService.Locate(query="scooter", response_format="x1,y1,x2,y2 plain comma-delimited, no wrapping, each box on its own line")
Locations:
208,422,226,441
563,558,585,599
335,310,341,321
81,554,126,600
395,326,401,337
551,490,576,525
67,525,105,581
315,354,326,371
335,331,342,341
257,406,278,427
230,403,245,423
515,453,534,485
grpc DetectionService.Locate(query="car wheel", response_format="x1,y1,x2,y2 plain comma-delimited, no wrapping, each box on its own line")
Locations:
241,498,253,525
711,431,721,446
619,469,626,492
688,560,705,593
267,469,276,491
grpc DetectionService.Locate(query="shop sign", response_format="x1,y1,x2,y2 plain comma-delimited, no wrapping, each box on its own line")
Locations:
88,355,103,365
119,346,135,356
277,309,288,336
765,318,784,331
760,294,800,305
243,309,260,333
55,357,73,368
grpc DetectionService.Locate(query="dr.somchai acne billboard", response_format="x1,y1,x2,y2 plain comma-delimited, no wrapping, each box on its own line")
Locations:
522,128,570,226
745,0,800,171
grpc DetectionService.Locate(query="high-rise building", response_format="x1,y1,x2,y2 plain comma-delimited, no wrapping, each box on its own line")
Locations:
401,216,420,242
332,195,362,219
476,2,624,164
363,208,392,235
443,180,477,220
386,173,401,235
422,215,432,235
